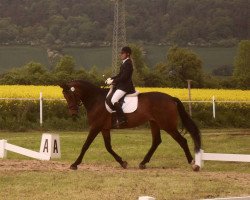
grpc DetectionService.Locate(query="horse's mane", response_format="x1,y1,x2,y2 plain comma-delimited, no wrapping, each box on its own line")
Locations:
70,80,109,95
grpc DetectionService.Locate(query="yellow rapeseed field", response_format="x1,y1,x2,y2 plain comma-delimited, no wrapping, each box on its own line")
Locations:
138,87,250,101
0,85,249,101
0,85,63,99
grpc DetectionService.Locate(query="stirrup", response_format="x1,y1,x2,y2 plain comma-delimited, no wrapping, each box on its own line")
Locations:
114,118,127,128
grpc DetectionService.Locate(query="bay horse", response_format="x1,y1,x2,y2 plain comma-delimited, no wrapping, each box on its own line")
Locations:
60,80,201,171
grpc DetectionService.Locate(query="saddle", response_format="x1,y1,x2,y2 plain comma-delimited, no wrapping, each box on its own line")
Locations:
105,86,139,114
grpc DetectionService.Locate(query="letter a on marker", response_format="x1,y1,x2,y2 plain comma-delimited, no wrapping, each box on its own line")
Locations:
53,140,58,153
43,139,49,153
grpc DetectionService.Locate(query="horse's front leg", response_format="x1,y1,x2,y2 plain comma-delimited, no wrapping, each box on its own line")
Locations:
102,129,128,169
70,128,100,170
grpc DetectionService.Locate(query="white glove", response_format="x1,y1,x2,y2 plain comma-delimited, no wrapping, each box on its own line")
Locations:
105,78,113,85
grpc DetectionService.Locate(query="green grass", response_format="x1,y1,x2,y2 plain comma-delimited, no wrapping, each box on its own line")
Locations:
0,129,249,200
0,45,236,73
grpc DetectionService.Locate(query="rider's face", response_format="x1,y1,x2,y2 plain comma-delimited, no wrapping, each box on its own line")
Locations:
120,52,129,60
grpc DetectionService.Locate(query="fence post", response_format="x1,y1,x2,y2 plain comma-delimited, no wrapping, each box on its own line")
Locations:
212,96,216,119
0,140,7,158
40,92,43,126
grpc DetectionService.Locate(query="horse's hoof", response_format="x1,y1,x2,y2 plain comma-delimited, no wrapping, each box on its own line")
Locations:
192,164,200,172
70,165,78,170
191,160,200,171
121,161,128,169
139,163,146,170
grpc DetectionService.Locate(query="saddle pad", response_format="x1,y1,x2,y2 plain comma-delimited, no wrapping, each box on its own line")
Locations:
105,86,139,113
105,96,138,113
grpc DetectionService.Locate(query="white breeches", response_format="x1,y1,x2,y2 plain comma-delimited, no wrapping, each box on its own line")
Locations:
111,89,126,105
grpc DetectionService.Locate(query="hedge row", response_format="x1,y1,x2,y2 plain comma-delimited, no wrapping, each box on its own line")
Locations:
0,100,249,131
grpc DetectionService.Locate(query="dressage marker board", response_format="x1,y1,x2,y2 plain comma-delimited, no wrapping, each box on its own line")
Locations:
0,133,61,160
195,149,250,169
138,196,156,200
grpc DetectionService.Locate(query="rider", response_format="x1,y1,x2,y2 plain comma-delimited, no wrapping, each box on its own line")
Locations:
105,46,135,127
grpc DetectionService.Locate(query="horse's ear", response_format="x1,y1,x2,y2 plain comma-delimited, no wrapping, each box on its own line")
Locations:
59,83,69,90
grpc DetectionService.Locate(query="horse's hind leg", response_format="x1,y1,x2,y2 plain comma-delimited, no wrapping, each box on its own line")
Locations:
102,130,128,169
139,121,162,169
166,129,193,164
70,128,100,170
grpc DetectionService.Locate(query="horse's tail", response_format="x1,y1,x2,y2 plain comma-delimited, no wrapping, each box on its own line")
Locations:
172,97,201,152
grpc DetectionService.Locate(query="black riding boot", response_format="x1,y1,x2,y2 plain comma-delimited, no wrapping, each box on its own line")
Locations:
113,102,127,127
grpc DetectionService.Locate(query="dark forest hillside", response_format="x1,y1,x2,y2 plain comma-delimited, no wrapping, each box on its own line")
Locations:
0,0,249,46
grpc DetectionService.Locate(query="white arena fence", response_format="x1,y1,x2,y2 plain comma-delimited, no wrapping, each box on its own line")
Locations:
0,133,61,160
0,92,249,126
195,150,250,170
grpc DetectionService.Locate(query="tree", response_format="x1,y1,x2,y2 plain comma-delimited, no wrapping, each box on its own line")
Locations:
35,26,47,40
149,62,170,87
54,55,76,83
0,62,52,85
0,0,248,46
166,46,204,88
45,33,55,45
55,55,75,74
233,40,250,89
0,18,19,43
129,44,148,86
87,66,103,86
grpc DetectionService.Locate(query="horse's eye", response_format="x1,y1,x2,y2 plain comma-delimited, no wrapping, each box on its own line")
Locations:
70,87,75,92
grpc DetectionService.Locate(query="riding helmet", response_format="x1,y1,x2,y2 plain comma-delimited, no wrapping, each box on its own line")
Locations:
121,46,132,55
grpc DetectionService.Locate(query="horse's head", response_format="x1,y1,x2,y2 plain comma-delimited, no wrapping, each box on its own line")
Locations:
59,83,82,119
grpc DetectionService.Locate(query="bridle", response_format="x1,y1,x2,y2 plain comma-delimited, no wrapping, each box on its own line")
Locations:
63,86,82,111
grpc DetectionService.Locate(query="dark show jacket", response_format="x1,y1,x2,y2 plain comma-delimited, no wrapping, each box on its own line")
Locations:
112,58,135,94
